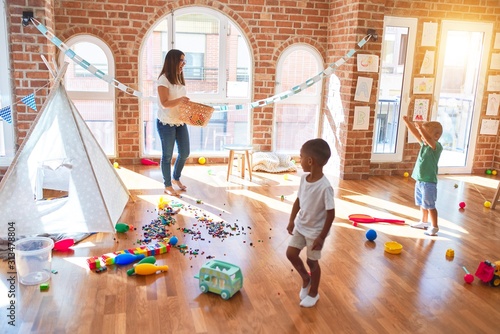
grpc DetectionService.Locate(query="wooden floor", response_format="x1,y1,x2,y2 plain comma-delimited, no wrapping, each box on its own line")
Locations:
2,164,500,334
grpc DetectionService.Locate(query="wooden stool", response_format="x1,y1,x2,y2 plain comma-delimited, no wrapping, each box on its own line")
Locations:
491,181,500,209
224,145,253,181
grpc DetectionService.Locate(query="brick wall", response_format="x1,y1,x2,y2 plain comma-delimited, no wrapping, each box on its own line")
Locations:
3,0,500,181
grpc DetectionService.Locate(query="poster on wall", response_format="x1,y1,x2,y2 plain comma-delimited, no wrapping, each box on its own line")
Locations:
353,106,370,130
420,50,435,75
487,93,500,116
354,77,373,102
357,54,379,73
480,119,500,135
494,33,500,49
421,22,438,47
487,75,500,91
413,99,429,121
413,78,434,94
491,54,500,70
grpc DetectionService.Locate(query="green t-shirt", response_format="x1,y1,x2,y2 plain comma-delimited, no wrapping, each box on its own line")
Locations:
411,142,443,183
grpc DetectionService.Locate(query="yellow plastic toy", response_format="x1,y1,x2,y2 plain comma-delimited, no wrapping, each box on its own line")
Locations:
384,241,403,254
446,249,455,257
134,263,169,275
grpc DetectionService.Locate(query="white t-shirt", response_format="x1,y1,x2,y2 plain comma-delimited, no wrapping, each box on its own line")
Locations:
157,75,187,125
294,174,335,238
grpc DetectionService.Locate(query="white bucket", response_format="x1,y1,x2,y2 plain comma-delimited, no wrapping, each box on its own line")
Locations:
13,237,54,285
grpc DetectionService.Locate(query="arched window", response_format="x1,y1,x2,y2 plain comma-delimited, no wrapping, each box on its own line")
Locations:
0,4,14,165
274,45,323,153
58,36,116,156
140,7,252,156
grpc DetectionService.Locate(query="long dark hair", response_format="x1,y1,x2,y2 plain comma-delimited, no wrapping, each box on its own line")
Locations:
158,49,185,86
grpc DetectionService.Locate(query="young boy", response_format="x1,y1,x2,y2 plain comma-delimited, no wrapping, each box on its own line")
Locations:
286,138,335,307
402,116,443,236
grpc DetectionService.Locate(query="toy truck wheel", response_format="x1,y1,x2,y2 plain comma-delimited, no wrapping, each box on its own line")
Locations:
220,290,231,300
200,283,209,293
491,276,500,287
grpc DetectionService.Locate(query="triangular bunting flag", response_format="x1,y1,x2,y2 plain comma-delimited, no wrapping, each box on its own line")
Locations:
0,105,12,123
21,93,37,111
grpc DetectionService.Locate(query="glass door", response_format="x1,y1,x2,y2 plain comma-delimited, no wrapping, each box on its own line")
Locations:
433,21,492,173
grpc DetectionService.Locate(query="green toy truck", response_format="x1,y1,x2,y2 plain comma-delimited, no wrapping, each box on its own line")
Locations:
194,260,243,300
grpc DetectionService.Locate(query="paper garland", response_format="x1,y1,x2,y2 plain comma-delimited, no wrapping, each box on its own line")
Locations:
30,17,373,112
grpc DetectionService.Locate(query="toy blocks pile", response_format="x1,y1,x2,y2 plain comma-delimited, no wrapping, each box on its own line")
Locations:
86,241,171,270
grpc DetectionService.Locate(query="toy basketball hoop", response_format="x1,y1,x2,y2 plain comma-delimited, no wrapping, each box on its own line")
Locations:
178,101,214,127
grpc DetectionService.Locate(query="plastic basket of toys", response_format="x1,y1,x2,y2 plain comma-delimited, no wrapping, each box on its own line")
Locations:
178,101,214,127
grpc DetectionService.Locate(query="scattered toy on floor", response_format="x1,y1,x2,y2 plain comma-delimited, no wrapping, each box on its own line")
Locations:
365,229,377,241
194,260,243,300
462,266,474,284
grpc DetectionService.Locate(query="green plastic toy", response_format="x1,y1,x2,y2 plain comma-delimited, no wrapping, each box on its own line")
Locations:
194,260,243,300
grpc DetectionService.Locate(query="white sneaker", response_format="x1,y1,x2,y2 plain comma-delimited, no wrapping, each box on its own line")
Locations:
424,227,439,236
299,279,311,300
300,294,319,307
411,221,430,229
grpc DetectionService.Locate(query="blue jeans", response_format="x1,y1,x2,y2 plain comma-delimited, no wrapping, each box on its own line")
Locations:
156,120,190,187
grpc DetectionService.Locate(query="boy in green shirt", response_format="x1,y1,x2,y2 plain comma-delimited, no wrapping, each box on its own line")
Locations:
403,116,443,236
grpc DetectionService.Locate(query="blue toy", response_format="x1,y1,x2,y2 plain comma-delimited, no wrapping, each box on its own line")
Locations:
169,236,178,246
366,229,377,241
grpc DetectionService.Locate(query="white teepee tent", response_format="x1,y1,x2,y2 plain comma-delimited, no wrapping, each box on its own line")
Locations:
0,63,130,237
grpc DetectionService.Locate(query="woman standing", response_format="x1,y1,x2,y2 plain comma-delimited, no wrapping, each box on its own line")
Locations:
157,49,190,196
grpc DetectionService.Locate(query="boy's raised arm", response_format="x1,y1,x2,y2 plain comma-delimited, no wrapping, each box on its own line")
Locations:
402,116,422,144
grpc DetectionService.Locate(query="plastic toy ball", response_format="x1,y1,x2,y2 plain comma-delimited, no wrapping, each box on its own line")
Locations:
169,236,179,246
198,157,206,165
365,229,377,241
403,172,409,177
459,201,466,209
113,162,119,168
493,170,498,176
446,249,454,258
454,184,458,189
486,169,492,175
284,174,289,180
462,266,474,284
484,201,492,208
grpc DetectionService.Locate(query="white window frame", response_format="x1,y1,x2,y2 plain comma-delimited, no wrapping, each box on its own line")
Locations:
0,0,14,166
370,16,417,163
273,44,323,154
139,7,253,157
58,35,116,156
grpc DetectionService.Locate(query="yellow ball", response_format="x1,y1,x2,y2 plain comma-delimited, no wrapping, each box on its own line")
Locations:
198,157,206,165
284,174,289,180
403,172,409,177
484,201,492,208
113,162,119,168
492,170,497,176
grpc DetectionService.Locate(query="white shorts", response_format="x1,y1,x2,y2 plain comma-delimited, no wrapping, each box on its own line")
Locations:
288,230,321,261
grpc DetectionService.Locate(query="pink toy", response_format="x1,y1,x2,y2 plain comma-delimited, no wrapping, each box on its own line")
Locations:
475,261,495,283
53,238,74,251
141,158,159,166
462,266,474,284
459,201,466,209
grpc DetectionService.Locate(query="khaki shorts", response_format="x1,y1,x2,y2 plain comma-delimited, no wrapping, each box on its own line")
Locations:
288,230,322,261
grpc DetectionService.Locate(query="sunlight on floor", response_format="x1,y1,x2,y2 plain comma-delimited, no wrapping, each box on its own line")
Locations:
63,256,93,270
115,165,468,242
71,241,96,249
115,167,164,190
444,175,499,189
228,189,294,214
